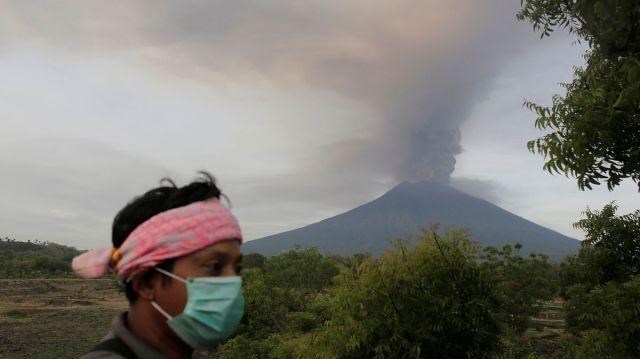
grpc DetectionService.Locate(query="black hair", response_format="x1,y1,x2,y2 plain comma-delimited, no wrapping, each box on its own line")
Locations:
112,171,223,302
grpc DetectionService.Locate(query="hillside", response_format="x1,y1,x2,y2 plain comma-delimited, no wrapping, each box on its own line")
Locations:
0,238,82,260
244,181,581,260
0,237,82,278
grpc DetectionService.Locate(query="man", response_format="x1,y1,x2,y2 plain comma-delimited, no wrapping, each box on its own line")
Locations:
73,173,244,359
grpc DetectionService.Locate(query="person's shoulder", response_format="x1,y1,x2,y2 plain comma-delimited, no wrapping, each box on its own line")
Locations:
79,350,129,359
79,336,137,359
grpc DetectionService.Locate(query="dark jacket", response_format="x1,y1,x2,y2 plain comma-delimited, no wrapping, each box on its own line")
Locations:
80,312,172,359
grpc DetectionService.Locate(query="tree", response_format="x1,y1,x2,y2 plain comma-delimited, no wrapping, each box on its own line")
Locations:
216,248,339,359
559,276,640,358
518,0,640,190
480,244,558,335
242,253,266,271
556,204,640,357
288,230,504,359
573,203,640,282
216,231,562,358
264,247,339,294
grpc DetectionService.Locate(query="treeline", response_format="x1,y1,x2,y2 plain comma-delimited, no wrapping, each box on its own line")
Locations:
0,237,81,278
214,228,559,359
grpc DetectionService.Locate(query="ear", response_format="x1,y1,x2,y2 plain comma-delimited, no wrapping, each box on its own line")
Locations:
130,268,158,301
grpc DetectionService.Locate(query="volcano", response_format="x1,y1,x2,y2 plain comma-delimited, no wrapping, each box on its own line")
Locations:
243,181,580,260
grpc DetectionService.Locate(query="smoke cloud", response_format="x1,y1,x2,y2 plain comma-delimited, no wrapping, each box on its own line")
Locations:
2,0,530,183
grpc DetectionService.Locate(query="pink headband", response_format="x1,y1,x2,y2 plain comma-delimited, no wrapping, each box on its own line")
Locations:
72,198,242,281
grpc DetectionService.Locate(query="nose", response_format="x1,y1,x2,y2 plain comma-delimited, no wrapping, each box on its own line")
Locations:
221,264,239,277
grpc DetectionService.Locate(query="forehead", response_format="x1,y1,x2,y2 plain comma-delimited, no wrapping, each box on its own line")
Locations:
185,239,242,262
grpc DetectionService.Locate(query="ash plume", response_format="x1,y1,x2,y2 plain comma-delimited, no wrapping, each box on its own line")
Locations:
408,125,462,183
1,0,530,183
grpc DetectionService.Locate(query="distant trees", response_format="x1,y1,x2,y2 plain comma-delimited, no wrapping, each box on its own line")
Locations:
518,0,640,190
480,244,557,336
217,230,557,359
217,247,336,359
0,252,73,278
263,246,339,294
0,237,80,278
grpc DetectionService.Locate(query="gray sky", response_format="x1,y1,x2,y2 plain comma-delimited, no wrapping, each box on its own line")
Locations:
0,1,638,250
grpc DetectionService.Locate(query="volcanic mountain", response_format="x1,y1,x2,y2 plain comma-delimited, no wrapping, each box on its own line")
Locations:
244,181,580,260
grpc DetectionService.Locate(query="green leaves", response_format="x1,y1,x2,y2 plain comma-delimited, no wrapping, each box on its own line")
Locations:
216,248,340,358
556,204,640,357
559,277,640,358
278,231,556,358
518,0,640,191
216,230,566,358
573,203,640,284
287,230,537,359
0,237,81,278
480,244,558,336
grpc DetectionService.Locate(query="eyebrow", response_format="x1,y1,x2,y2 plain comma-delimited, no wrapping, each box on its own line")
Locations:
201,252,243,263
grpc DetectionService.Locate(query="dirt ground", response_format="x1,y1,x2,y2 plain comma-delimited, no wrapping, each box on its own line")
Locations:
0,279,127,359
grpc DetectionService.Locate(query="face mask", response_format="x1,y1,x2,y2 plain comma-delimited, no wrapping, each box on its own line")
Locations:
150,267,244,349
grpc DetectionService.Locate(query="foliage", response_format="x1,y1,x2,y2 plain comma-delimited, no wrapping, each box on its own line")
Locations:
574,202,640,282
242,253,266,271
264,246,340,294
217,247,339,359
217,231,564,358
558,276,640,358
557,204,640,357
0,236,81,261
480,244,558,335
559,203,640,293
0,237,81,278
0,253,73,278
558,246,606,295
518,0,640,190
286,230,504,359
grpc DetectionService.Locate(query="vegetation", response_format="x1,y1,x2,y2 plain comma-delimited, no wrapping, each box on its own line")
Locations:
554,204,640,358
518,0,640,190
3,2,640,359
216,229,558,359
0,237,80,278
0,232,564,358
518,2,640,356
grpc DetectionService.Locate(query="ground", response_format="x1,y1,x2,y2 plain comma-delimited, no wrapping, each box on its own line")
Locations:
529,298,565,356
0,279,126,359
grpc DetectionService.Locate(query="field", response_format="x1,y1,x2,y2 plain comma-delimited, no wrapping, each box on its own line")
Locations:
0,279,566,358
0,279,126,359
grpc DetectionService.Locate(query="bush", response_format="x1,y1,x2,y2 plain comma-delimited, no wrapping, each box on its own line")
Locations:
557,204,640,357
558,276,640,358
288,229,503,359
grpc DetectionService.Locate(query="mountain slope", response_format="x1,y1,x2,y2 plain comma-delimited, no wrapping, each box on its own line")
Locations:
244,181,580,259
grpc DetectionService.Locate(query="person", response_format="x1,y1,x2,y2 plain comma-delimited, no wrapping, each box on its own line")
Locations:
72,172,244,359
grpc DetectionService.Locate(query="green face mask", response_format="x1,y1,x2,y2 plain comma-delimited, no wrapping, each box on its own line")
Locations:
151,267,244,349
